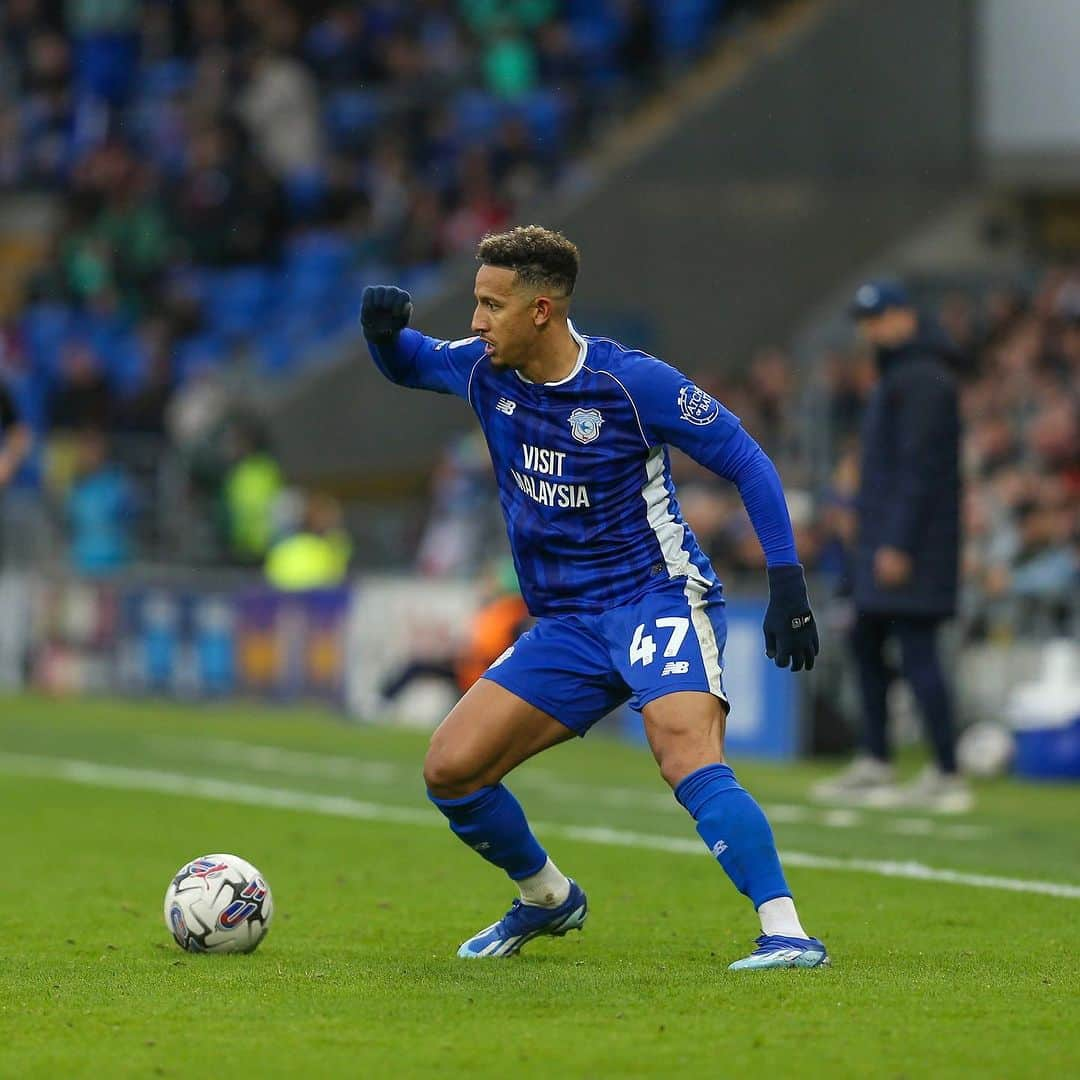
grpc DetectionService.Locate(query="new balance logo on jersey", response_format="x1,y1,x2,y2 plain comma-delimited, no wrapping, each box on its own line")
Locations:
496,397,517,416
711,840,728,858
661,661,690,676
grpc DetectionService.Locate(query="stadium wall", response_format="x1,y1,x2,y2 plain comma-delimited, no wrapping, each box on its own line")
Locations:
0,571,801,759
270,0,976,484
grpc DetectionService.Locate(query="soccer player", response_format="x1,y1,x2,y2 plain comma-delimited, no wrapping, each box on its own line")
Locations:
361,226,827,970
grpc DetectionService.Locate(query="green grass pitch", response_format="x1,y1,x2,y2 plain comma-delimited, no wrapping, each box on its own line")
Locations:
1,693,1077,1078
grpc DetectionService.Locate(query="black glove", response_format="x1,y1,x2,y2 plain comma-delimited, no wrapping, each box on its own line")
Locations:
763,564,819,672
360,285,412,342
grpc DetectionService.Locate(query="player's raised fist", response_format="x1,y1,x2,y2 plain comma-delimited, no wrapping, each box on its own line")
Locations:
361,285,413,342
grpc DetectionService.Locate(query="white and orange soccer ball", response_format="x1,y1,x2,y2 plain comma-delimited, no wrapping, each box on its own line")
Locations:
164,854,273,954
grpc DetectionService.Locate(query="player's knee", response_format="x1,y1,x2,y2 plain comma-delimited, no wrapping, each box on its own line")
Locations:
649,729,724,789
655,751,703,790
422,742,485,799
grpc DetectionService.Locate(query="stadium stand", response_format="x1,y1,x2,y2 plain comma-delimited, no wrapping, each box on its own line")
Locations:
1,1,1075,619
1,0,765,563
1,0,739,398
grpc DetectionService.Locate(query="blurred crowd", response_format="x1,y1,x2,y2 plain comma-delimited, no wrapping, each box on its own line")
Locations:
682,269,1080,631
1,0,735,388
0,0,742,576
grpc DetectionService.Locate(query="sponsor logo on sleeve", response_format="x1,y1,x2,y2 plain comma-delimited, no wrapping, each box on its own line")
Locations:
677,384,720,426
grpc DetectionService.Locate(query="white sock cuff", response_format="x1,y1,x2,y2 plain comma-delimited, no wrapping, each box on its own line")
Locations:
757,896,809,939
517,858,571,908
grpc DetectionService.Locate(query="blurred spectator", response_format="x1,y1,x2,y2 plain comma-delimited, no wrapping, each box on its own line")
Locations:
114,317,175,435
483,27,539,99
222,415,283,565
814,281,968,813
50,339,111,431
20,29,76,187
169,121,286,267
264,491,352,590
67,0,141,109
0,375,32,491
65,426,136,575
238,46,324,181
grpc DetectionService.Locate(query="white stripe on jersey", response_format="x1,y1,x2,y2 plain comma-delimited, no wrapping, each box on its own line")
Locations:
641,448,726,700
643,447,698,583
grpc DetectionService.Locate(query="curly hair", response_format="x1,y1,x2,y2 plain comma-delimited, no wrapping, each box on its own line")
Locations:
476,225,579,296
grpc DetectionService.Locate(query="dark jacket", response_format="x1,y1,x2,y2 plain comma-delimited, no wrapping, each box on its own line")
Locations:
853,327,961,616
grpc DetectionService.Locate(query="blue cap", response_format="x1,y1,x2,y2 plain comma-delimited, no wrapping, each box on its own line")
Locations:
849,280,911,319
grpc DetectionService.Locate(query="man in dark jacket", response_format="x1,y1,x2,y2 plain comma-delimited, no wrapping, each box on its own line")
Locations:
813,281,970,813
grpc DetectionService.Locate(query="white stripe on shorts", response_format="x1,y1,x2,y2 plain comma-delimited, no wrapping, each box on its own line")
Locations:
683,579,726,701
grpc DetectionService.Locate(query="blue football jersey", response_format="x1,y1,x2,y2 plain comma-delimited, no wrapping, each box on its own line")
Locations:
373,322,759,616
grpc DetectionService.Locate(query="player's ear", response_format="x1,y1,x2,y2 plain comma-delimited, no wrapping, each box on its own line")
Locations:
533,296,553,327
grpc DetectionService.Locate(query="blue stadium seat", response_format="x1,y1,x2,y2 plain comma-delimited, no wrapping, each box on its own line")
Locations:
454,90,505,143
568,15,622,87
514,91,568,153
203,267,274,341
324,89,384,151
254,332,300,378
280,233,354,320
652,0,723,58
284,168,328,220
21,304,72,380
137,59,193,101
173,333,227,382
102,333,148,398
284,231,354,279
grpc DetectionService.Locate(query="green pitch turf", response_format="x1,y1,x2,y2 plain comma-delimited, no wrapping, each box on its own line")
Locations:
1,694,1077,1079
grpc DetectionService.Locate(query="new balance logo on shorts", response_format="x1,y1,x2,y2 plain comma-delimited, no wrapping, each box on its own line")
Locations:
496,398,517,416
711,840,728,858
661,661,690,676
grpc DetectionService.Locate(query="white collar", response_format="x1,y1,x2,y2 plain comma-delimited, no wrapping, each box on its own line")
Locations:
514,320,587,386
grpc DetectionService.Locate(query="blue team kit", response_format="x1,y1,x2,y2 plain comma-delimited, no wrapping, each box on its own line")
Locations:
369,321,798,731
365,284,827,970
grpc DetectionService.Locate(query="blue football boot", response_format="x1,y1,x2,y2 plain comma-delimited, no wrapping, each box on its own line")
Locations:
457,880,588,958
728,934,830,971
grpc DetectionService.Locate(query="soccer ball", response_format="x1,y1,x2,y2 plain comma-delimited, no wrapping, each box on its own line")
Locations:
164,853,273,953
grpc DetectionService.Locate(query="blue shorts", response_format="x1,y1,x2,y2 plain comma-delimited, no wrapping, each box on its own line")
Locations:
482,577,728,736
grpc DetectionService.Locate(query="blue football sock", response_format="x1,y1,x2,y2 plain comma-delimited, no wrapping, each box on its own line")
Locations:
674,763,791,908
428,784,549,881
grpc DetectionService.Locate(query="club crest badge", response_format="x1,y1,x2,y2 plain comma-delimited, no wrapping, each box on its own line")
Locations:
568,408,604,444
677,384,720,426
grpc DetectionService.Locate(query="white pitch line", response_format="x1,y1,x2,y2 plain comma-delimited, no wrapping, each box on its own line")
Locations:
137,735,985,839
1,752,1075,900
144,736,401,784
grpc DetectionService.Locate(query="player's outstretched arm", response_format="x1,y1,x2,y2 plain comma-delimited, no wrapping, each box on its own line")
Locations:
360,285,485,399
623,359,819,671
